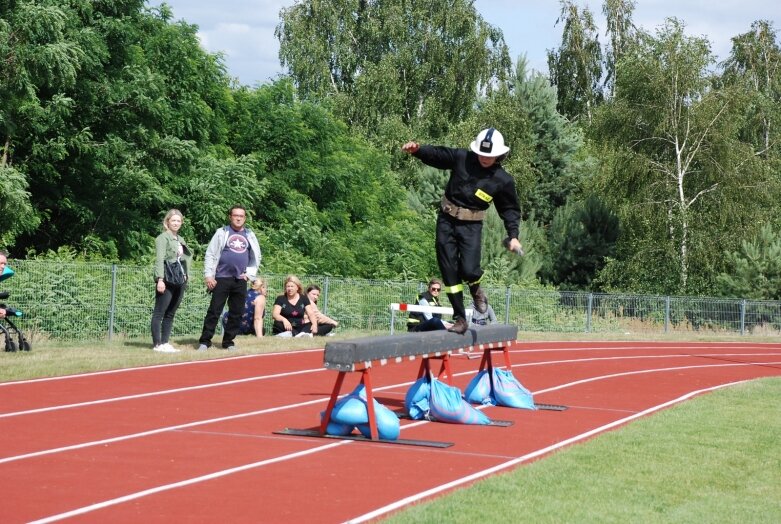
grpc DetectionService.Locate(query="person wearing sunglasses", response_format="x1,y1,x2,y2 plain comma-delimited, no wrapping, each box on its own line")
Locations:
406,278,453,332
402,128,523,334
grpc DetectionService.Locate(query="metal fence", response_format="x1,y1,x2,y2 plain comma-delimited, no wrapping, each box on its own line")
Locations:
3,260,781,343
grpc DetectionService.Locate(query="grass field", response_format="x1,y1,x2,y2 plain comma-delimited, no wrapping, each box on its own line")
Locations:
387,377,781,523
3,332,780,522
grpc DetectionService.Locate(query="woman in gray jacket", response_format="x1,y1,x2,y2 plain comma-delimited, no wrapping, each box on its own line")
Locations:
151,209,193,352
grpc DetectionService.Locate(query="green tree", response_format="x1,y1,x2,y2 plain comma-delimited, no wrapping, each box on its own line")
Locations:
547,0,603,123
3,1,234,258
590,19,777,294
228,79,435,278
602,0,637,98
722,20,781,157
543,196,619,290
716,224,781,300
276,0,511,139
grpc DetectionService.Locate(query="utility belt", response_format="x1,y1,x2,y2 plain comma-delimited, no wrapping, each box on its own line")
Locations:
440,195,486,222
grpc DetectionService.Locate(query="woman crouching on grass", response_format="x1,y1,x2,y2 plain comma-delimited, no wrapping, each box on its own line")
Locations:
271,275,318,338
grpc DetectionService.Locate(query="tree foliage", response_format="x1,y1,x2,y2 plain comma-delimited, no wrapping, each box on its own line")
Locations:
276,0,511,138
543,195,619,290
547,0,603,123
716,224,781,300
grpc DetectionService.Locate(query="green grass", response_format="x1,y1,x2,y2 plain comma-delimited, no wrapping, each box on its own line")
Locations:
387,377,781,523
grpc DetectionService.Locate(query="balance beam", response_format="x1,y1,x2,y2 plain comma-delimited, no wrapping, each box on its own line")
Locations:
318,324,518,442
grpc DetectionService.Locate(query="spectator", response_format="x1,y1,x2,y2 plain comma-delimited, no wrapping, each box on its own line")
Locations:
197,205,261,350
151,209,193,353
402,128,523,334
304,284,339,336
407,278,453,332
468,297,497,327
222,278,267,337
272,275,318,338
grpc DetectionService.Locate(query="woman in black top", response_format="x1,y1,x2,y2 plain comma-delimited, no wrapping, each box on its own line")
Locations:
271,275,318,337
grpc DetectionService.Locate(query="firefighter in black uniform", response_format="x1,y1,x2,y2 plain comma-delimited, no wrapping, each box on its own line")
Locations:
402,128,523,334
407,278,453,332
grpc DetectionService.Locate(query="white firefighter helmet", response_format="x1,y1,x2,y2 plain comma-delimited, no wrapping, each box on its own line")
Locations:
469,128,510,157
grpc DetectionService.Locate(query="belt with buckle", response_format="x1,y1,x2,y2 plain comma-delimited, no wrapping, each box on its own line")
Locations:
441,195,486,221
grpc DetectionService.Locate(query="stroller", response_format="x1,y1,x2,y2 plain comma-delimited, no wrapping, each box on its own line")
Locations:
0,265,31,352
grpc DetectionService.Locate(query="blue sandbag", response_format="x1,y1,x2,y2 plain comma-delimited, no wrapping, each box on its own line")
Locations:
492,368,536,410
429,379,490,425
464,370,492,405
328,395,369,425
405,377,431,420
356,401,400,440
325,420,354,436
323,383,400,440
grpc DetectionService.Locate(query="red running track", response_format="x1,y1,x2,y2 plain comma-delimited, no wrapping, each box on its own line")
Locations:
1,341,780,523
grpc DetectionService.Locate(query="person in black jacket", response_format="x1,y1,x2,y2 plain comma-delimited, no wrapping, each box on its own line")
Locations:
402,128,523,334
406,278,453,332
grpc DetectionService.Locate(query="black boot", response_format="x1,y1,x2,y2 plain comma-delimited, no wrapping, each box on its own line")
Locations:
448,317,468,334
470,285,488,314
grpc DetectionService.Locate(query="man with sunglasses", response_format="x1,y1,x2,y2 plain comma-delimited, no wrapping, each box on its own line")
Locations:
402,128,523,334
406,278,453,332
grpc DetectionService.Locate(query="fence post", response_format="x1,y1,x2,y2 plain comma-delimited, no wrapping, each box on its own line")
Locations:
322,276,330,315
740,299,746,336
108,264,118,341
586,293,593,333
665,296,670,334
504,286,511,324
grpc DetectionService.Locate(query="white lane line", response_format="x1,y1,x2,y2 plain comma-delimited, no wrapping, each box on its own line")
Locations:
0,348,325,386
28,440,351,524
0,395,330,465
345,379,754,524
0,367,326,419
7,351,774,419
7,342,775,387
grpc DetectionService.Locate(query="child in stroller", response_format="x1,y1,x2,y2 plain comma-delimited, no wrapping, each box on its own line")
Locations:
0,261,31,352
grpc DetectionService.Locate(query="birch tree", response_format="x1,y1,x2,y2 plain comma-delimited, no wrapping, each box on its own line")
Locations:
547,0,603,123
591,18,774,293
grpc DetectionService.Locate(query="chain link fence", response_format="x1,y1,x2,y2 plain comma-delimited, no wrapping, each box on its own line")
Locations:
3,260,780,343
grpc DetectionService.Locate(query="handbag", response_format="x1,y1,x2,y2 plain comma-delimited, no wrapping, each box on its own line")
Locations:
163,259,186,286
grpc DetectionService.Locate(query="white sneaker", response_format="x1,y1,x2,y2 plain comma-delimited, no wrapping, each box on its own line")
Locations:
275,332,293,338
295,332,314,338
153,344,178,353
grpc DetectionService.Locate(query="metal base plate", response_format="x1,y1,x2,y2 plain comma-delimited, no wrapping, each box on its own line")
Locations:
535,403,568,411
274,428,454,448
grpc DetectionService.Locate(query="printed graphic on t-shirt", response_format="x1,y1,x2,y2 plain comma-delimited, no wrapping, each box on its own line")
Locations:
227,234,248,253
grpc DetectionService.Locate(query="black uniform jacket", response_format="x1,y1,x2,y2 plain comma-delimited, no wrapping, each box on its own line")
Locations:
414,145,522,240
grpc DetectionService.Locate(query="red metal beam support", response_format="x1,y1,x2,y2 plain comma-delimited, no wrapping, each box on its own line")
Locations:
319,371,347,435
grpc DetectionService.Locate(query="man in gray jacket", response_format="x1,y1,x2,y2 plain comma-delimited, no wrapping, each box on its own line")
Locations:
197,205,261,350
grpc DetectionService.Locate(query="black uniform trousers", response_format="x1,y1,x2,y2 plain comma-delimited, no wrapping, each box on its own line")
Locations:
435,212,483,321
199,277,248,348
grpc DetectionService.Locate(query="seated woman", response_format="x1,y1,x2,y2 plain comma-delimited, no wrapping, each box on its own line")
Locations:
223,278,267,337
303,284,339,336
272,275,318,337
